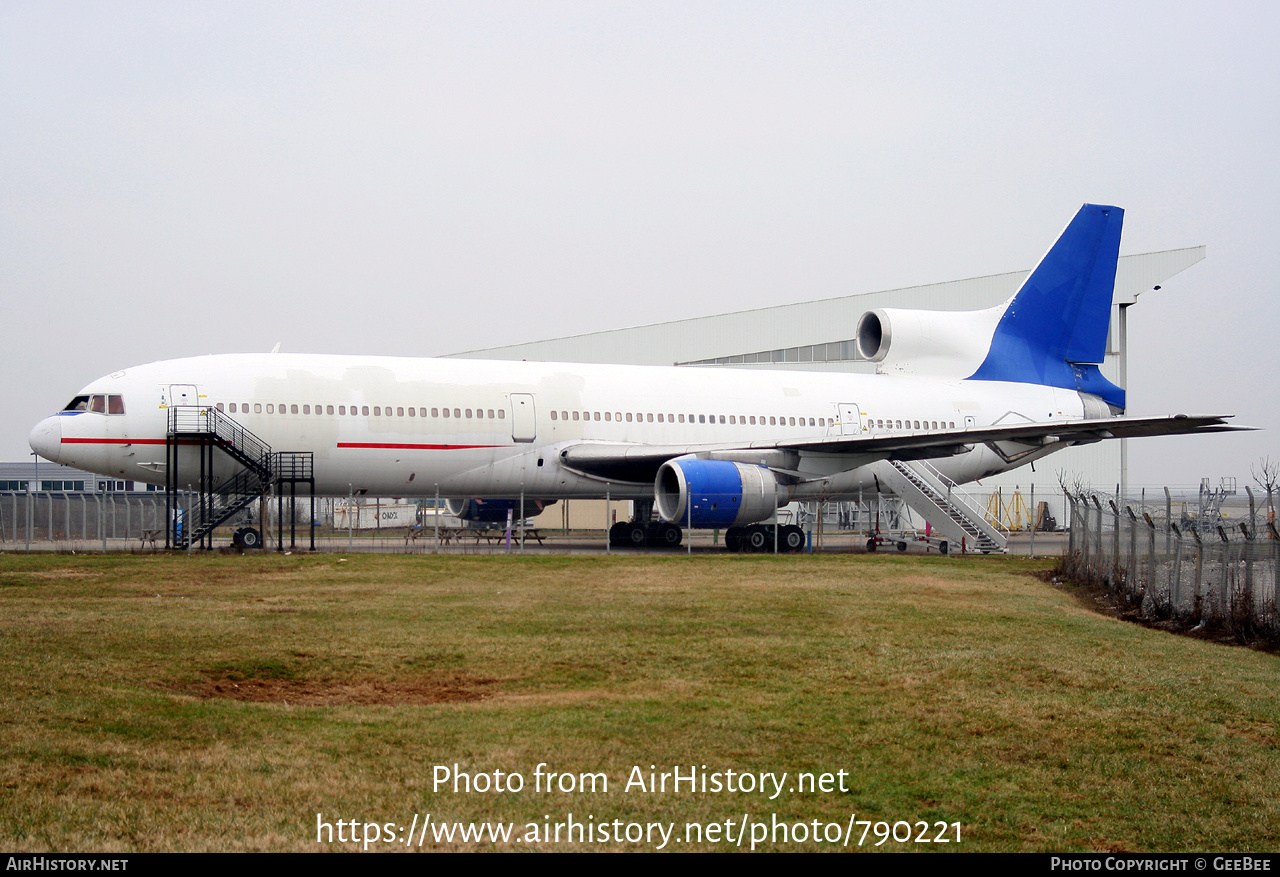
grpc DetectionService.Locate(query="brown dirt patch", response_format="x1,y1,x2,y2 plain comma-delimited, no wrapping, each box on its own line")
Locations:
178,673,501,705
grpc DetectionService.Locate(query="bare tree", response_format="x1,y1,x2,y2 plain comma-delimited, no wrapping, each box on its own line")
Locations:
1251,457,1278,516
1056,469,1089,499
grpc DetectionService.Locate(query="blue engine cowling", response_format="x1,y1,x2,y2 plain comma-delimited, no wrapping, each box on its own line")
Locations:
445,498,555,523
654,459,784,528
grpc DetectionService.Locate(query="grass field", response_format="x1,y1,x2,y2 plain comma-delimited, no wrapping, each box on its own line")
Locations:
1,552,1277,852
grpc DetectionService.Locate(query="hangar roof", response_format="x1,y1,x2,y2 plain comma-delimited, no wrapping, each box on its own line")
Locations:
446,247,1204,371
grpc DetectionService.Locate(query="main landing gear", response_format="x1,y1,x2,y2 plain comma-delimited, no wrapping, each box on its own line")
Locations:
608,520,683,548
725,524,805,553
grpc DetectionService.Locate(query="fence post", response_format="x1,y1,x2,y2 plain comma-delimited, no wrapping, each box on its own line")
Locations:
1108,500,1122,594
1092,495,1104,576
1145,512,1158,613
1218,527,1233,625
1171,523,1184,616
1192,528,1204,623
1064,491,1075,553
1271,521,1280,626
1241,522,1255,621
1126,506,1138,599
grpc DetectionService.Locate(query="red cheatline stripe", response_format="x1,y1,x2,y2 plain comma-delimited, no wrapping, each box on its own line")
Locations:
336,442,501,450
61,438,500,451
62,438,168,445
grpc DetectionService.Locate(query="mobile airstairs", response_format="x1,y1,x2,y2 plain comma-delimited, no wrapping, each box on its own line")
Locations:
165,406,314,550
869,459,1007,554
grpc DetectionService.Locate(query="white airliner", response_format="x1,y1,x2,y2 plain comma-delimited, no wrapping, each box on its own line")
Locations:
28,204,1241,551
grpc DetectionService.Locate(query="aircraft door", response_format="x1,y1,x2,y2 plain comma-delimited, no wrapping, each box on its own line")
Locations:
837,403,863,436
510,393,536,443
165,385,200,408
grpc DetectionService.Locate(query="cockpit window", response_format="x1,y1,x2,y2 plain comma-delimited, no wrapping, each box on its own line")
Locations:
69,394,125,414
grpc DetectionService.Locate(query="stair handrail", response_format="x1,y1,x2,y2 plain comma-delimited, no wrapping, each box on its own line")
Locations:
167,406,274,474
900,459,992,526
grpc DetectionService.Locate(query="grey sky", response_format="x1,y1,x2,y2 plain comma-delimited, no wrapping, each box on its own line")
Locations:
3,1,1276,490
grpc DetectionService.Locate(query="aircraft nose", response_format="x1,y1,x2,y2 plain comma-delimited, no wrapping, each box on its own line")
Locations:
29,417,62,464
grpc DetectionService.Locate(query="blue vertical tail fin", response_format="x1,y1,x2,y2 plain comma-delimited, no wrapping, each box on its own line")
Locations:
967,204,1126,410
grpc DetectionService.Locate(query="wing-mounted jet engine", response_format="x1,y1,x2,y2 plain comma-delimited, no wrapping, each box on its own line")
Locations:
445,497,555,525
654,458,805,552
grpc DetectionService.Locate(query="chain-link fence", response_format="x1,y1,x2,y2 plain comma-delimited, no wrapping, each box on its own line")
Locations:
1063,492,1280,642
0,492,172,550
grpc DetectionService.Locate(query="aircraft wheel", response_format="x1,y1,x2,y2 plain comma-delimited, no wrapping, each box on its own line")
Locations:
938,540,949,556
866,538,878,552
608,522,628,546
658,523,682,548
626,522,647,547
782,525,805,553
897,541,908,552
235,527,262,550
746,526,769,552
725,526,743,552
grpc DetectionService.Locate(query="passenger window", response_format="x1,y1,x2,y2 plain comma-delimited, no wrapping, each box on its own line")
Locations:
488,409,495,419
266,404,275,414
328,405,335,415
465,409,472,418
397,407,404,417
572,411,580,421
290,404,299,414
453,408,461,418
497,410,505,419
254,404,262,414
303,405,310,414
551,411,558,421
431,408,438,417
216,402,225,413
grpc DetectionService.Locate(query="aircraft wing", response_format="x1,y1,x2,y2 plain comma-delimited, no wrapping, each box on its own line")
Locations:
557,414,1245,485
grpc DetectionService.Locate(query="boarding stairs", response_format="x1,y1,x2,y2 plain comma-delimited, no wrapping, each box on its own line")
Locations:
166,406,276,549
869,459,1007,554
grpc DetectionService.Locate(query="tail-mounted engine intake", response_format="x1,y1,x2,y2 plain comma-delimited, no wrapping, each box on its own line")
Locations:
445,497,555,524
855,306,1003,376
654,459,787,528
